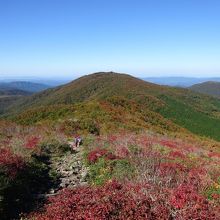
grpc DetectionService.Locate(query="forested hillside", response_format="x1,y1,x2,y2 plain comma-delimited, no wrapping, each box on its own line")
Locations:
189,81,220,98
4,72,220,141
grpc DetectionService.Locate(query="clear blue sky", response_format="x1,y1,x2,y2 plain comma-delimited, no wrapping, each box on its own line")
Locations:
0,0,220,79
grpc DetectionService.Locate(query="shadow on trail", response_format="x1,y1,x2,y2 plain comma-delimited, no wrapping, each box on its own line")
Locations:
0,147,62,220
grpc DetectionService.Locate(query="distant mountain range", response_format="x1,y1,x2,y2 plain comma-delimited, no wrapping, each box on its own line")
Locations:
0,81,51,93
0,77,72,87
0,81,52,114
143,77,220,87
3,76,220,88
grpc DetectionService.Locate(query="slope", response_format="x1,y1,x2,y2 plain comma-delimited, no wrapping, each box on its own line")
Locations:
189,81,220,98
0,88,32,96
5,72,220,141
0,88,31,114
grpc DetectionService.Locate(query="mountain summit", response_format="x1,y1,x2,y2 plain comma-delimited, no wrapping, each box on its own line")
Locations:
4,72,220,141
12,72,161,106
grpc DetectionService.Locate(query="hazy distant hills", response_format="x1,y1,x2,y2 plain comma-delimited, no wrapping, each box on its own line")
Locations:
0,81,50,93
0,88,31,96
0,88,30,114
189,81,220,98
0,81,51,114
4,72,220,141
144,77,220,87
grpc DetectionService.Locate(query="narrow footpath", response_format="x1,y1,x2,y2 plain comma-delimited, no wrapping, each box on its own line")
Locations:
44,142,88,197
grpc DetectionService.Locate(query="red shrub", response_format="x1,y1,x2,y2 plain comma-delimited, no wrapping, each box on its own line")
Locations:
29,181,169,220
169,150,185,159
170,184,199,209
188,167,207,184
208,152,220,158
29,180,219,220
108,135,118,142
105,152,117,160
116,146,130,158
87,148,117,164
0,147,25,178
212,193,220,200
25,136,40,149
170,184,218,219
159,162,187,174
160,140,178,149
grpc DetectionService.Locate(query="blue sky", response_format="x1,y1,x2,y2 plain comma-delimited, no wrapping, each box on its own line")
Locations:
0,0,220,79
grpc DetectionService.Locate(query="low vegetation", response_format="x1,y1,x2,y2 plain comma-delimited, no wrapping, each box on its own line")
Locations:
0,121,67,219
4,72,220,142
1,73,220,219
28,133,220,219
189,81,220,98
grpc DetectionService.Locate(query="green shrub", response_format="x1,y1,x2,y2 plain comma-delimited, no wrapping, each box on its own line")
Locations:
128,144,142,155
88,158,112,185
112,159,135,181
40,142,71,156
205,177,220,202
81,119,100,135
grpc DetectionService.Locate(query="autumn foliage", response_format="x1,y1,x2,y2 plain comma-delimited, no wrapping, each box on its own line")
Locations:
1,119,220,219
28,133,220,219
30,180,219,220
87,148,117,164
0,147,25,178
30,180,157,220
25,136,40,149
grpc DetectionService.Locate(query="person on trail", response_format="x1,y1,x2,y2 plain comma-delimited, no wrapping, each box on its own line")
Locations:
74,136,82,148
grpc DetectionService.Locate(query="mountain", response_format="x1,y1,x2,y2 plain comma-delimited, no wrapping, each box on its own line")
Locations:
0,86,33,114
189,81,220,98
0,77,72,87
0,88,31,96
143,77,220,87
0,81,50,93
0,88,31,115
4,72,220,141
0,96,25,114
1,72,220,219
0,80,51,115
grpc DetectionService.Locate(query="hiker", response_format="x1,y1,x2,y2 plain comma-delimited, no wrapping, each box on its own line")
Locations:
74,135,82,148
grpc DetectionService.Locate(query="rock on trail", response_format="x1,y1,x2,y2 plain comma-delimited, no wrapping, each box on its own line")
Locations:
47,142,88,196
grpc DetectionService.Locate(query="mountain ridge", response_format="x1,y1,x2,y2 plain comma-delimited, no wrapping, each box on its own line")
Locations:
2,72,220,141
